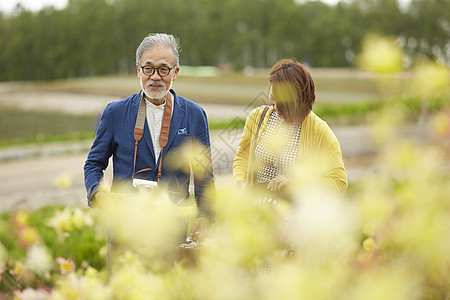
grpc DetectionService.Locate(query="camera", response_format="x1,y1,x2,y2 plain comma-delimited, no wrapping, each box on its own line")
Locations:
132,178,157,189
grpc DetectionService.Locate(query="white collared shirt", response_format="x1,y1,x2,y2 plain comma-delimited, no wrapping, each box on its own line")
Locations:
145,93,174,164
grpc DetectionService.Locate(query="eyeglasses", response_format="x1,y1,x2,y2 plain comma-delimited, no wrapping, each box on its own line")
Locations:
140,65,174,77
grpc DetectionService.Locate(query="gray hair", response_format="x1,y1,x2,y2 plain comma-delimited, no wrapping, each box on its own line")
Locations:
135,33,180,67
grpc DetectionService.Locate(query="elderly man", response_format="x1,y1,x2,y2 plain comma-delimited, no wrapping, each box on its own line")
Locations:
84,33,215,244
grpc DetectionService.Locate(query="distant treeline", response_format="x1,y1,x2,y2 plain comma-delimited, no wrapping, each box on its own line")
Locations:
0,0,448,81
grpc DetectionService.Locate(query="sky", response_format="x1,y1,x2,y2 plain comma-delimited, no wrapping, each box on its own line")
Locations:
0,0,411,14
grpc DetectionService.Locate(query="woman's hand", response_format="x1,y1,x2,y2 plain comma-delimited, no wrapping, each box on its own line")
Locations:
267,175,288,191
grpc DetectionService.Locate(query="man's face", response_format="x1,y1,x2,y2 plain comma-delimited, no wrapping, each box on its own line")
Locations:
137,45,179,101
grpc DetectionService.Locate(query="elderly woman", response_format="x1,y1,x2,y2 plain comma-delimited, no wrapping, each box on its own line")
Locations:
232,59,347,194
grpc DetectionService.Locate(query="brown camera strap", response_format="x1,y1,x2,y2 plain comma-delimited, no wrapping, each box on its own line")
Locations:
132,92,172,183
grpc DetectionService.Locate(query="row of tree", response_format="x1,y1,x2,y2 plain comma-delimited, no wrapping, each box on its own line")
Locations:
0,0,448,81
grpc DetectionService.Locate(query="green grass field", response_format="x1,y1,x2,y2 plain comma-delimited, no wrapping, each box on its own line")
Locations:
0,106,97,147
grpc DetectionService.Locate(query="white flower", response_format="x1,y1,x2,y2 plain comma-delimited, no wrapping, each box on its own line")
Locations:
287,186,359,253
25,244,53,275
14,288,50,300
47,207,73,232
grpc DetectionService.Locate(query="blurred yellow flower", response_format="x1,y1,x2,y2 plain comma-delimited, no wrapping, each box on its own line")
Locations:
109,260,164,300
358,176,394,223
18,226,41,248
212,186,282,266
431,110,450,137
47,207,73,233
50,272,110,300
363,222,377,237
54,172,72,189
14,210,29,227
116,250,145,272
71,208,94,229
357,34,403,74
344,266,419,300
12,261,26,277
99,190,189,266
189,260,253,300
0,242,6,268
56,257,76,276
369,107,404,144
7,124,449,299
412,61,450,97
47,207,94,235
362,237,377,252
83,266,98,278
165,139,212,177
384,141,419,169
98,245,108,258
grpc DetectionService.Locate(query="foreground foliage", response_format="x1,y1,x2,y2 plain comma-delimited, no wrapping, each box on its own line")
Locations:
1,117,449,299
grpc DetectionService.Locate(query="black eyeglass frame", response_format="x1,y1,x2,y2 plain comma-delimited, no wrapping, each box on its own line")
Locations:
140,65,175,77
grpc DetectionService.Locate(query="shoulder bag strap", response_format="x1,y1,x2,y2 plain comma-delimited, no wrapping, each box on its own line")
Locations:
247,105,270,185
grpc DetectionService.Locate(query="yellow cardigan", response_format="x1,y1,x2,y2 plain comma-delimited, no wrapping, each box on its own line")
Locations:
232,106,348,192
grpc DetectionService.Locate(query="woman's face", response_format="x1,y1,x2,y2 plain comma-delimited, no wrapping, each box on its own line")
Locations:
268,85,289,123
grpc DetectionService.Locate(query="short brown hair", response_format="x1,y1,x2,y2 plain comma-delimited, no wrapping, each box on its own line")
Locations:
269,59,315,123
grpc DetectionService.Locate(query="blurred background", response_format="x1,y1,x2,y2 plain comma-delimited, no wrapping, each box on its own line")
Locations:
1,1,449,298
0,0,448,211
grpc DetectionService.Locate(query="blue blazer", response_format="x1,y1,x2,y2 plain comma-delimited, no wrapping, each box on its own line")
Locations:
84,89,215,218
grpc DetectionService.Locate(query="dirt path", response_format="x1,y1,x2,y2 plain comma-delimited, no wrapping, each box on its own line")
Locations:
0,153,89,212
